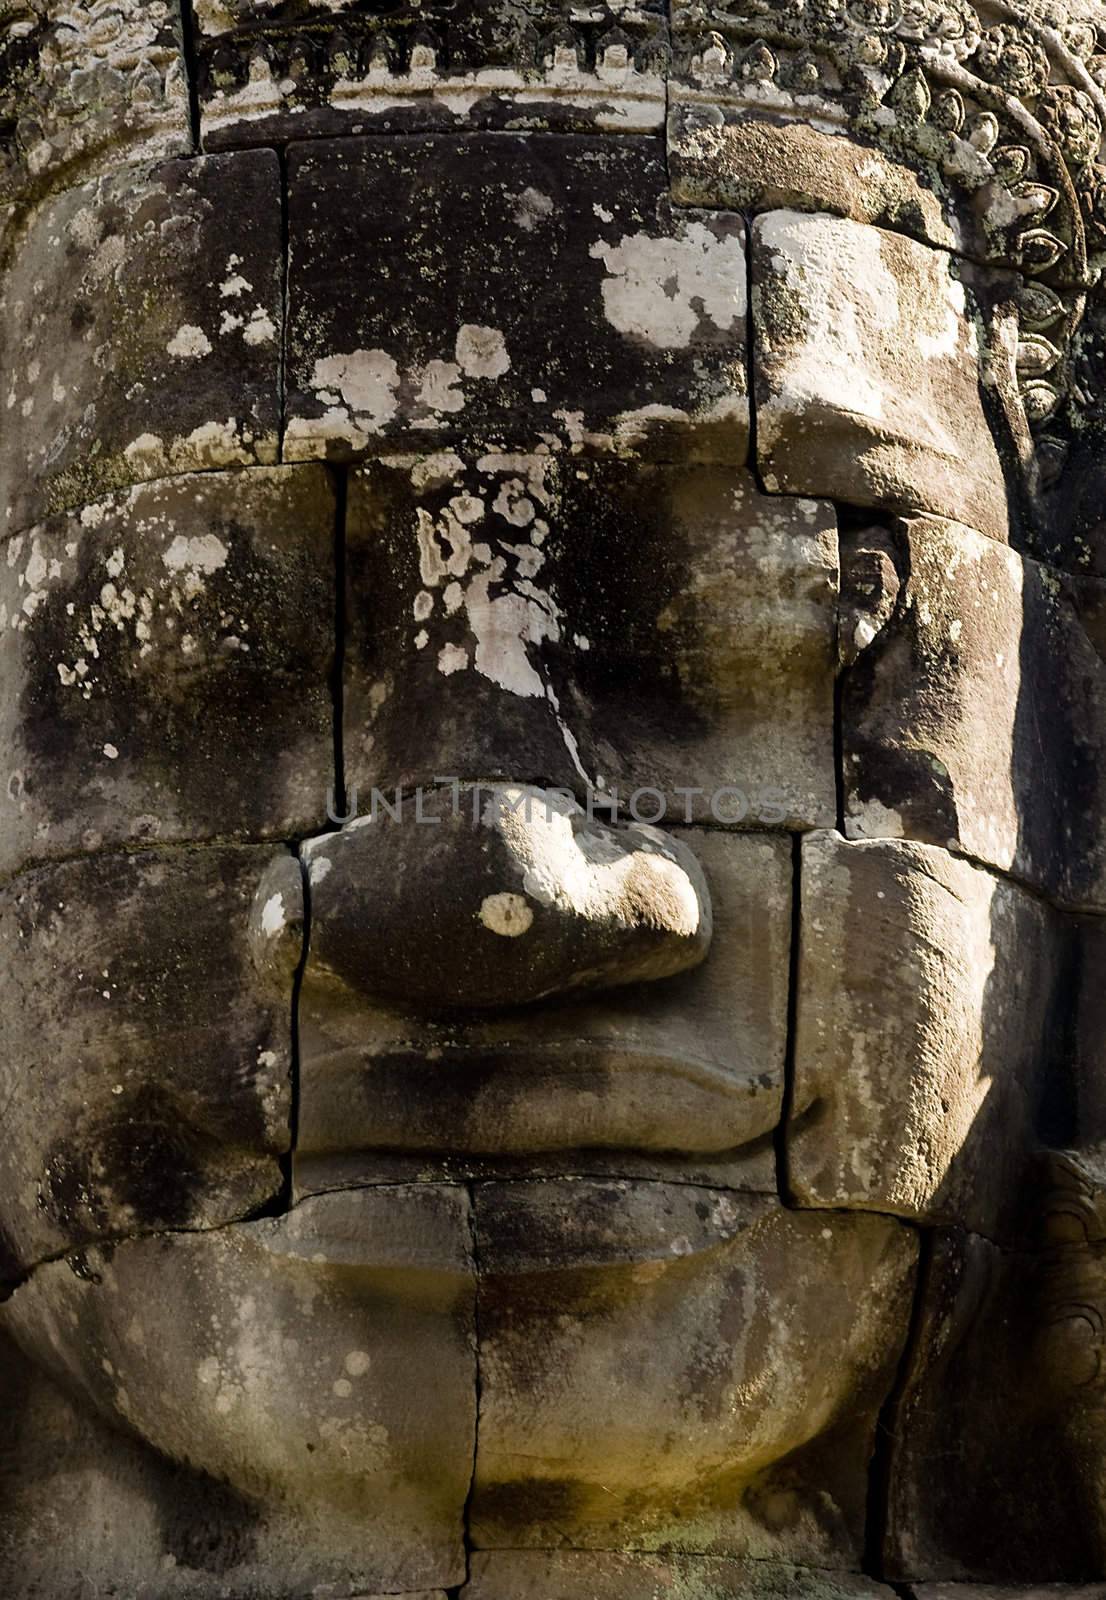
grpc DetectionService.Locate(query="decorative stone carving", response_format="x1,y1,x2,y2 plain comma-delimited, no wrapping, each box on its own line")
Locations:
189,0,670,141
0,1,190,204
3,0,1106,1594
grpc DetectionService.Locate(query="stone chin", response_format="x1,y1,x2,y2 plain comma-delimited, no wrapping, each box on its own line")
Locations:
2,1180,916,1575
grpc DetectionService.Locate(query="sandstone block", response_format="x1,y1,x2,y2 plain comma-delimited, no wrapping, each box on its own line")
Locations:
789,832,1067,1237
669,108,963,255
0,467,334,874
294,829,791,1193
471,1181,918,1565
466,1548,899,1599
286,137,748,465
345,460,835,828
750,210,1014,542
0,845,297,1280
1,1186,476,1594
840,516,1106,908
1,151,281,536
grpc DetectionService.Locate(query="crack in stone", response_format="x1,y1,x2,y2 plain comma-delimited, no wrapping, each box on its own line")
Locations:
774,831,802,1209
458,1181,484,1594
277,142,292,461
175,0,204,154
283,841,312,1213
330,464,350,822
863,1223,933,1582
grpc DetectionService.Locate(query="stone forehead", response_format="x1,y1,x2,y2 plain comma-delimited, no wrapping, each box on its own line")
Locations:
5,1,1106,282
5,1,1106,455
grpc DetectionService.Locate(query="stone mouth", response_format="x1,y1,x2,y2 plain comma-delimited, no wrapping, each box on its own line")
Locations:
293,1038,781,1185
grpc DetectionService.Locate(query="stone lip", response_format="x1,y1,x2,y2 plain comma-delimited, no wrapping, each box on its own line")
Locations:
295,825,789,1182
293,1035,781,1164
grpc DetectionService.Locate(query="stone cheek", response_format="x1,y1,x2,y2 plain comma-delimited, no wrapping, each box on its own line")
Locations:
789,832,1066,1240
0,1186,477,1595
0,467,335,875
285,136,749,466
0,150,282,539
345,460,836,829
750,210,1016,543
840,516,1106,909
470,1181,918,1564
0,846,296,1281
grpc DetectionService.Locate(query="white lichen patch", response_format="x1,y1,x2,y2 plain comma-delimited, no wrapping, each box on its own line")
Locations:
479,891,534,936
455,325,511,379
167,325,213,360
417,359,465,415
847,797,906,839
755,211,896,424
438,642,469,675
514,187,555,232
916,273,972,362
243,307,278,347
260,893,286,936
590,222,746,349
122,417,270,476
310,349,400,430
409,459,563,701
162,533,229,577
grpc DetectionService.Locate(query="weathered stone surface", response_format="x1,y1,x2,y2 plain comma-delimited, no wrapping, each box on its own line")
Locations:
0,150,281,538
471,1181,918,1563
913,1589,1106,1598
192,0,669,143
0,845,296,1281
749,210,1018,542
669,109,963,255
294,829,790,1193
286,136,748,466
0,2,189,205
789,832,1068,1238
465,1549,897,1598
0,1186,476,1595
0,467,334,875
884,1225,1106,1583
345,460,836,828
840,516,1106,908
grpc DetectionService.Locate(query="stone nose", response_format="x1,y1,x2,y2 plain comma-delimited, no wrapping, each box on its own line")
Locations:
291,783,711,1013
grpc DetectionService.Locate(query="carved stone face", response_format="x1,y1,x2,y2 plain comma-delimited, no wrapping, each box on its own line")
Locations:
3,2,1106,1596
